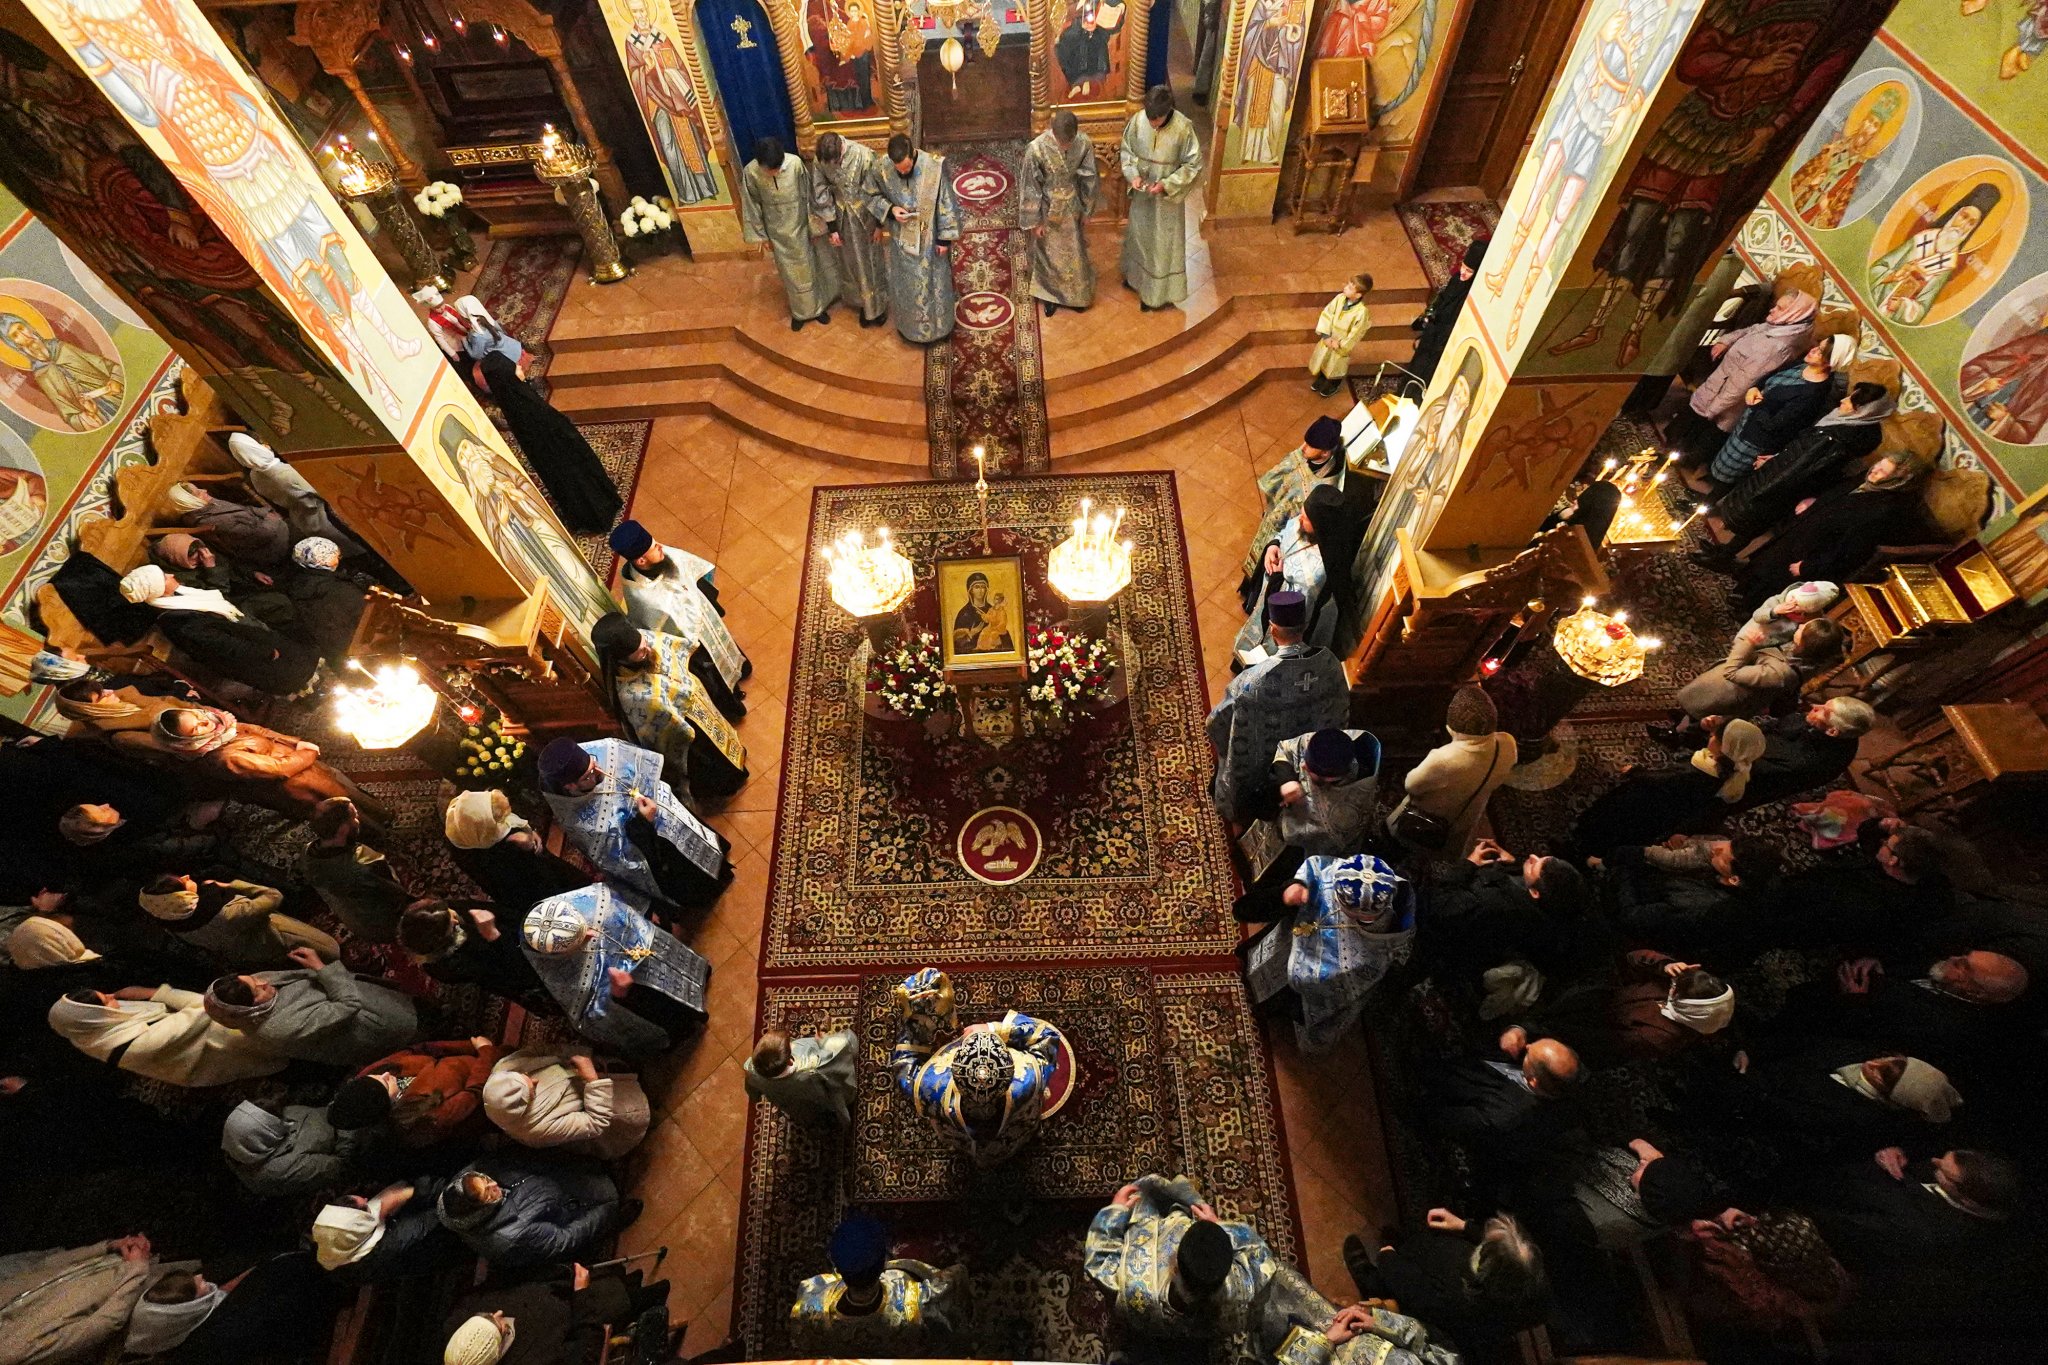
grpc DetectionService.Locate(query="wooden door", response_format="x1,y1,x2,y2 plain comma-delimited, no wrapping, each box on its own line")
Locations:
1411,0,1579,196
920,31,1033,144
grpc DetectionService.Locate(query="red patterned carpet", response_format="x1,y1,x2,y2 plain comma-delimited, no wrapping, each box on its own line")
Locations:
470,234,583,399
736,472,1301,1357
926,144,1052,479
1395,200,1501,291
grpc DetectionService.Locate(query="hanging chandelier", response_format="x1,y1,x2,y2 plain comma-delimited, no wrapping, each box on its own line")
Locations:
1047,498,1133,604
1552,596,1661,688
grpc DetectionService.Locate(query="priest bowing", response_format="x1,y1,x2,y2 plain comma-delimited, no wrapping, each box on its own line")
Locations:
523,883,710,1059
607,520,751,721
865,134,960,344
1206,591,1350,825
537,737,735,909
1242,853,1415,1053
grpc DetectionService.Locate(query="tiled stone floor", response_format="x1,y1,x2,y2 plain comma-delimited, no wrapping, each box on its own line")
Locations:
609,215,1417,1355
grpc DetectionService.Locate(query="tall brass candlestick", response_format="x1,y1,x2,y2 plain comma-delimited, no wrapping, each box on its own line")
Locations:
973,444,991,552
533,126,629,285
331,142,449,292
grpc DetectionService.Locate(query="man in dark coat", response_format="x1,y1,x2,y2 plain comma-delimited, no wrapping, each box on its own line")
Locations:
1784,949,2028,1082
1420,840,1598,990
1591,835,1780,963
433,1153,638,1268
1739,697,1871,810
1424,1036,1584,1174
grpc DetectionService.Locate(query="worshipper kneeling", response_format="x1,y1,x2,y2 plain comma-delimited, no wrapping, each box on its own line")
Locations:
482,1047,652,1158
1422,1037,1584,1174
1233,728,1378,921
48,985,288,1088
1085,1173,1274,1341
435,1153,638,1269
202,947,421,1067
221,1099,371,1198
789,1212,971,1356
1342,1211,1550,1361
227,433,370,557
1251,1262,1459,1365
328,1037,502,1149
1591,835,1781,963
609,521,751,719
1206,591,1349,826
120,564,320,696
540,737,734,911
441,788,589,908
0,1235,161,1364
523,884,711,1060
443,1261,678,1365
400,897,559,1015
139,873,339,969
591,613,748,801
893,966,1064,1168
744,1025,860,1129
1240,853,1415,1054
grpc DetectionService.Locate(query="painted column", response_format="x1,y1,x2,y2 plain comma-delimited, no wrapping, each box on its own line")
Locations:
1352,0,1899,665
1207,0,1313,219
0,0,618,635
594,0,748,254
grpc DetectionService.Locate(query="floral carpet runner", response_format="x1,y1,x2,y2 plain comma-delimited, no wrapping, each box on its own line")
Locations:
470,234,583,400
1395,200,1501,291
926,144,1052,480
737,472,1301,1359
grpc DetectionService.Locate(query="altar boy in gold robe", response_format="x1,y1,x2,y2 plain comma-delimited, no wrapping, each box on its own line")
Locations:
789,1212,970,1355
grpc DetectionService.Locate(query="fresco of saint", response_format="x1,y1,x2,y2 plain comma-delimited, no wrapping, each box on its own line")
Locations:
1789,82,1906,230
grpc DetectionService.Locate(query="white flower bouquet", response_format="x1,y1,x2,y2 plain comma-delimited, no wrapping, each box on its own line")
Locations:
620,195,676,237
867,631,956,719
414,180,463,218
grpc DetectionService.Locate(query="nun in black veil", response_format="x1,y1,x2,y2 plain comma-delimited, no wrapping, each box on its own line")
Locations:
478,351,622,535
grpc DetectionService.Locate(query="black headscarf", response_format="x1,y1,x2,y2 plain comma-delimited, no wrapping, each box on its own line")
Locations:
1566,482,1623,547
590,613,644,738
1303,483,1365,637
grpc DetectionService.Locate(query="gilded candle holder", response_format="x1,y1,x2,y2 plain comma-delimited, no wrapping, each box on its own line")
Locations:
337,160,451,293
533,139,630,285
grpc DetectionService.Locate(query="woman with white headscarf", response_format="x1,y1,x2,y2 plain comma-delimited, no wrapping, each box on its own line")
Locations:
226,432,370,557
482,1048,651,1157
1568,719,1768,857
0,1237,160,1363
122,1265,226,1357
6,914,102,969
455,295,524,368
162,479,292,567
439,788,588,909
1512,950,1736,1065
47,984,287,1087
311,1180,461,1284
120,564,321,696
1738,1041,1962,1159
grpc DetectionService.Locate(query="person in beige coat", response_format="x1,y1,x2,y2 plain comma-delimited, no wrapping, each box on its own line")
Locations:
46,985,287,1088
481,1048,652,1159
138,875,338,969
1664,617,1848,740
0,1236,158,1364
1389,686,1518,857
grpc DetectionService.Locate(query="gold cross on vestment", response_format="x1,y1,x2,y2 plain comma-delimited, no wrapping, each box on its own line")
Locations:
731,15,758,46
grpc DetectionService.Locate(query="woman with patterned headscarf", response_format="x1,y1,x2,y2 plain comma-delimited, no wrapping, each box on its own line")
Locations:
1681,1208,1850,1333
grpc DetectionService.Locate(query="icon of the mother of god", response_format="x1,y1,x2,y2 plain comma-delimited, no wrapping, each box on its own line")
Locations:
436,411,619,629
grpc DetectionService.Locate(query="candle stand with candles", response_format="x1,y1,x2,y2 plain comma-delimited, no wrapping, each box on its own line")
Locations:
533,124,630,284
329,134,450,293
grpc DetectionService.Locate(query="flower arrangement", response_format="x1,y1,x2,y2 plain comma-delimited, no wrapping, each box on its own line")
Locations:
868,631,956,719
454,713,527,781
1026,627,1117,719
414,180,463,218
620,196,676,237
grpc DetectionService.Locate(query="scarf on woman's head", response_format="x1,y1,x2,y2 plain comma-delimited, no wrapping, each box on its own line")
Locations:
1857,452,1933,493
1728,1211,1841,1304
221,1101,291,1164
153,707,239,756
164,481,210,516
1765,290,1818,327
311,1203,387,1269
292,537,341,571
455,295,505,339
1815,390,1898,430
444,788,530,850
54,685,142,724
1823,332,1859,372
203,976,279,1030
139,882,201,921
1660,980,1736,1034
122,1269,224,1356
1691,718,1764,802
46,992,164,1060
118,564,242,620
226,433,280,471
5,915,100,968
1834,1057,1960,1122
28,650,90,685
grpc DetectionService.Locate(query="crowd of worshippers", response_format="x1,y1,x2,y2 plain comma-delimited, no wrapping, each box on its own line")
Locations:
0,513,782,1363
1209,421,2045,1354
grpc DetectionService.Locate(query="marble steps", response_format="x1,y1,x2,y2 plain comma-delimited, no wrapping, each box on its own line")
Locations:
552,375,930,468
1049,337,1416,462
549,338,926,436
547,323,924,402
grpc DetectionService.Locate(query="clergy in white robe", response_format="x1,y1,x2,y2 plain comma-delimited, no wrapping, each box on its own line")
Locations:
1206,592,1351,825
1019,112,1099,314
812,132,891,327
608,519,750,720
1236,515,1327,657
536,737,733,909
865,135,961,343
742,139,839,329
1085,1173,1275,1341
1309,275,1373,394
1120,86,1203,309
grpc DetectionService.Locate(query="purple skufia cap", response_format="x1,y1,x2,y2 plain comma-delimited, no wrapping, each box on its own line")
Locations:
1267,590,1307,628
